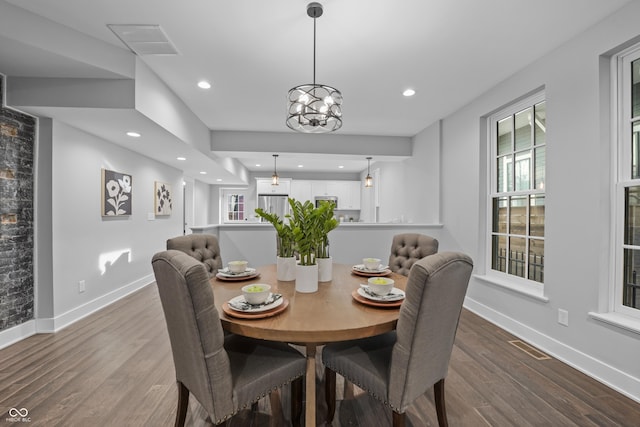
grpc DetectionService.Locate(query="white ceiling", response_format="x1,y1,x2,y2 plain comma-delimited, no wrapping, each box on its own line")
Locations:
0,0,633,181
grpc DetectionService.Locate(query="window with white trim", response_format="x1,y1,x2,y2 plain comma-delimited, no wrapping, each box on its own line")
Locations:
616,44,640,316
222,189,247,223
488,92,546,289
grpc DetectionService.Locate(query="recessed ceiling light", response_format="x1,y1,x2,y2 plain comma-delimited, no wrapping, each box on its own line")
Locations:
126,131,141,138
197,80,211,89
297,164,304,168
216,178,222,182
403,89,416,97
338,165,344,169
199,171,207,175
176,156,186,161
256,163,261,167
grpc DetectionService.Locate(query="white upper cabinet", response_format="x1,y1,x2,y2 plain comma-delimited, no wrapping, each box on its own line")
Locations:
344,181,361,210
296,180,361,210
256,178,290,195
290,180,312,203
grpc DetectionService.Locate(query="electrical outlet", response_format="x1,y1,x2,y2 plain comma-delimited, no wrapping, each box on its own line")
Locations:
558,309,569,326
78,280,86,293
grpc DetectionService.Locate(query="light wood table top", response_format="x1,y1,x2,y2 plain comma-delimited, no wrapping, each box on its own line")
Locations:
211,263,407,427
212,263,407,343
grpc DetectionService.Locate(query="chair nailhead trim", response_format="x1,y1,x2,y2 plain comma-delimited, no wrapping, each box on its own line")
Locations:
324,364,401,412
212,372,305,424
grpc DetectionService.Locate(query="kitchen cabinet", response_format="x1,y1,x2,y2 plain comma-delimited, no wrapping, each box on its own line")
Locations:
311,181,329,197
298,180,361,210
256,178,290,195
343,181,361,210
290,180,312,203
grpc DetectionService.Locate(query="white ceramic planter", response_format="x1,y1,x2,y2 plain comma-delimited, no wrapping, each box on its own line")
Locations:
296,263,318,293
277,256,296,281
317,257,332,282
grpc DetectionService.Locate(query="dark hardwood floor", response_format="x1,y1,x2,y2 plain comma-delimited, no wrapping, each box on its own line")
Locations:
1,284,639,426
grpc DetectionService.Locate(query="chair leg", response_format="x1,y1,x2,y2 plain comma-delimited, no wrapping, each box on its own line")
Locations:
175,381,189,427
434,378,448,427
324,367,337,422
392,411,406,427
291,377,303,427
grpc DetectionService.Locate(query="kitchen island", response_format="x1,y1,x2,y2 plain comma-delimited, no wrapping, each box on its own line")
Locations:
191,222,444,268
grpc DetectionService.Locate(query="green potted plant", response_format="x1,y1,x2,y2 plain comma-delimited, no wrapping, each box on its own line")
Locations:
316,200,339,282
254,207,296,281
288,198,324,292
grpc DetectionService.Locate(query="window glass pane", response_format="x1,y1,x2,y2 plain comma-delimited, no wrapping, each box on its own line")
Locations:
492,197,508,233
529,195,545,237
633,121,640,179
497,155,513,192
497,117,512,155
509,237,526,278
534,102,546,146
238,195,244,220
528,239,544,283
490,93,544,283
534,146,545,190
633,58,640,118
492,235,507,273
514,151,531,191
625,186,640,245
515,108,532,151
509,196,527,235
226,193,245,222
623,248,640,309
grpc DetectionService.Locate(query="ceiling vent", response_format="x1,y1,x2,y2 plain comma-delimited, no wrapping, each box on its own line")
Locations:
107,24,179,55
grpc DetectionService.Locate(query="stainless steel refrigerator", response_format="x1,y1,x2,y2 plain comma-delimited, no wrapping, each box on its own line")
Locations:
257,194,289,220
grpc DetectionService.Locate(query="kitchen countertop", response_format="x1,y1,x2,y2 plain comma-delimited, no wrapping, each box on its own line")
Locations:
191,222,443,232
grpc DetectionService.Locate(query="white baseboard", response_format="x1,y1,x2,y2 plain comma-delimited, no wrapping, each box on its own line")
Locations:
0,275,153,350
464,296,640,404
0,320,37,350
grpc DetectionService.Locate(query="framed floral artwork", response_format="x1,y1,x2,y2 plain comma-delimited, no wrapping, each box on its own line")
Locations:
154,181,172,216
101,169,132,216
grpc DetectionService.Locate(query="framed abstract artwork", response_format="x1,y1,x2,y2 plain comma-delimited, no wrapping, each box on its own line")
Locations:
154,181,172,216
101,168,132,216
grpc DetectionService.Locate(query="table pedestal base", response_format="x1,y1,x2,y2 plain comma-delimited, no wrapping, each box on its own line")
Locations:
305,344,317,427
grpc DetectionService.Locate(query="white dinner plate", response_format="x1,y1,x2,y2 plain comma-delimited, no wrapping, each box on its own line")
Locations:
217,267,257,278
227,293,284,313
353,264,390,273
357,286,405,302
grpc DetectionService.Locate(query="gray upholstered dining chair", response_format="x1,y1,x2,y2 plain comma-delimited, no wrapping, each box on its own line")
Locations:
166,233,223,276
388,233,439,276
152,250,306,427
323,252,473,427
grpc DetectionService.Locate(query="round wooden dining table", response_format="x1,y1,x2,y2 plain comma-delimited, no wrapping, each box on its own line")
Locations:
211,263,408,427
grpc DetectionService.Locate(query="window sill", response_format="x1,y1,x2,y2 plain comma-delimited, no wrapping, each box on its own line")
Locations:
474,274,549,302
587,312,640,335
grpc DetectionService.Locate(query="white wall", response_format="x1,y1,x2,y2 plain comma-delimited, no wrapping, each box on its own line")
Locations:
48,121,183,327
430,1,640,401
363,122,441,224
193,179,210,226
406,120,441,224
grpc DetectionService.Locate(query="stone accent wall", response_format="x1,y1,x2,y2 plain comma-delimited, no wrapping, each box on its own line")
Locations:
0,76,35,331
